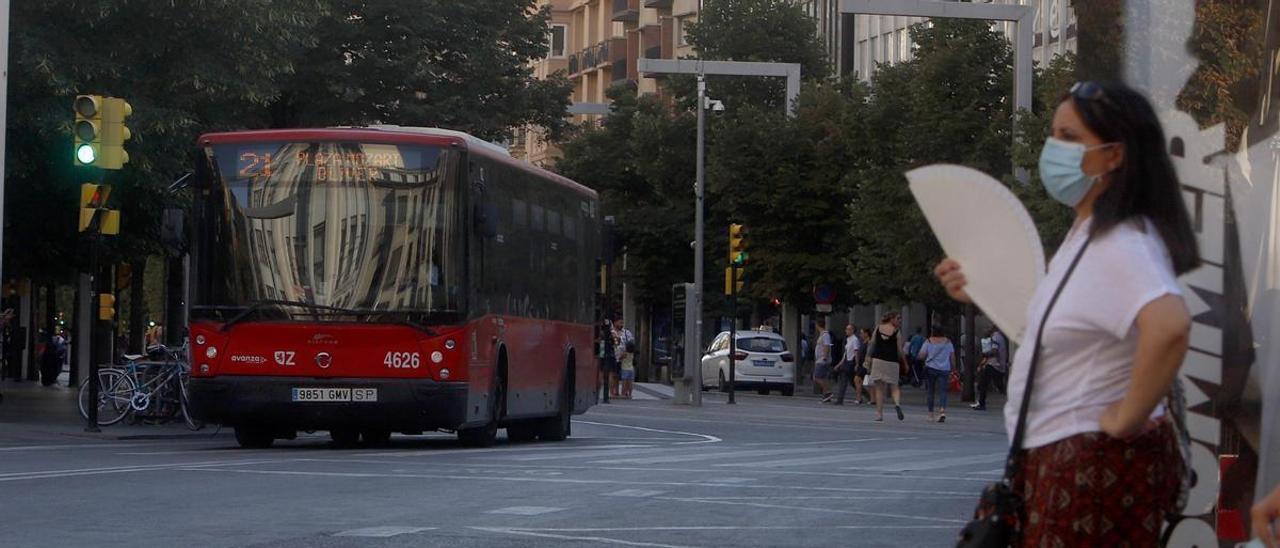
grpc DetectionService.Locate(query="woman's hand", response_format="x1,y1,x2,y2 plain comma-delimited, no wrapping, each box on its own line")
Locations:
934,258,972,304
1099,401,1161,439
1252,484,1280,547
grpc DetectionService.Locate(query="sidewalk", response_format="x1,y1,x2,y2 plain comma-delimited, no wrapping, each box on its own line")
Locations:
0,379,227,444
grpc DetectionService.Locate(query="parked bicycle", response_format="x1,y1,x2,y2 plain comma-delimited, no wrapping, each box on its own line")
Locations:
78,344,204,430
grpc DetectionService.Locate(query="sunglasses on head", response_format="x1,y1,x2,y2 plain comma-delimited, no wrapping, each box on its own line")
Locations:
1070,81,1115,108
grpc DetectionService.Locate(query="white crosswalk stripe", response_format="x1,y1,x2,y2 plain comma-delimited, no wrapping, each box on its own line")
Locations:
592,446,843,465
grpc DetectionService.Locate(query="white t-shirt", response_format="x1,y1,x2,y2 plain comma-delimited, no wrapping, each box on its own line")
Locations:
816,331,833,364
843,336,860,363
1005,217,1181,449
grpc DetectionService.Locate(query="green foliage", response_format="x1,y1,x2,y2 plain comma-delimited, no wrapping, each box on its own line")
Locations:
556,86,696,305
674,0,828,111
270,0,573,142
5,0,573,291
846,20,1014,310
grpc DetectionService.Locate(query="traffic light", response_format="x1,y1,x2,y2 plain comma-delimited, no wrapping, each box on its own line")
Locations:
98,293,116,321
79,183,119,235
98,97,132,169
728,223,748,265
724,266,744,295
73,95,104,166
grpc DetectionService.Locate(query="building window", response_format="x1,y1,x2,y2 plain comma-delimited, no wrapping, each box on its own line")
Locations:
548,24,567,58
677,16,691,46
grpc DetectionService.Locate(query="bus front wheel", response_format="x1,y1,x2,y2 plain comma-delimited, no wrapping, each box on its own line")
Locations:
538,369,573,441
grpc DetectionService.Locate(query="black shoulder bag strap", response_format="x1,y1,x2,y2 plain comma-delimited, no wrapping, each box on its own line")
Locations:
1001,231,1095,482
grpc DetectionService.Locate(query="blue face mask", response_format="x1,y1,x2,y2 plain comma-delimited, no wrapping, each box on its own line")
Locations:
1038,137,1116,207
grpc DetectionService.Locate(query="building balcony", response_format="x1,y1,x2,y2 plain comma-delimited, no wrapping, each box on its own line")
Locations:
612,0,639,22
569,37,627,77
643,0,672,7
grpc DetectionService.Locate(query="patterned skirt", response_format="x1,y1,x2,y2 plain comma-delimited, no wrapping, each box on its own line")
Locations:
1013,422,1183,548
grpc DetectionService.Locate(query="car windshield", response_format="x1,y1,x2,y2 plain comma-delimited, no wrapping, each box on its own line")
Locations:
738,337,785,353
195,141,463,319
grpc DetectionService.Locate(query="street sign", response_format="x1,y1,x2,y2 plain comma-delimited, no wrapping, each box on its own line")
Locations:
813,284,836,305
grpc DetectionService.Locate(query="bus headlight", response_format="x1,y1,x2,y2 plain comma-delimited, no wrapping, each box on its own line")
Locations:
438,368,450,380
431,351,444,364
205,347,218,359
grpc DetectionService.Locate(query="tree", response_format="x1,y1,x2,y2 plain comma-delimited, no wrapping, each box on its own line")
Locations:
678,0,829,111
268,0,574,142
556,86,697,306
847,19,1014,311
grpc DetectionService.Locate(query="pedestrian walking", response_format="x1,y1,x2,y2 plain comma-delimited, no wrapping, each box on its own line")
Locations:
972,326,1008,411
832,324,862,405
854,328,871,403
611,318,634,398
863,312,906,421
598,319,617,402
615,319,636,399
918,325,956,422
907,327,925,387
939,81,1198,546
813,319,834,402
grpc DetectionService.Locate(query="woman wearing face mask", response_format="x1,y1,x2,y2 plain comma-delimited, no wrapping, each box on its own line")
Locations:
935,81,1198,546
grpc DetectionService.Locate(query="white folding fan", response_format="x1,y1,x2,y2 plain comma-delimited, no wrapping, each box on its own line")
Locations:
905,164,1046,342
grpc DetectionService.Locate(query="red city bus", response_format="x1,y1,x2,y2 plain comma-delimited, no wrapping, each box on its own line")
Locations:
186,126,601,448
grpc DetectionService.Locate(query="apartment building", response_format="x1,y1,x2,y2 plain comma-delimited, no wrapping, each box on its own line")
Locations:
802,0,1077,80
512,0,703,166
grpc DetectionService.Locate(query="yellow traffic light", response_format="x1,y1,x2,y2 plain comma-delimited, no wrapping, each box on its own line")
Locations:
74,95,104,166
724,267,744,295
728,223,748,265
99,97,132,170
98,293,116,321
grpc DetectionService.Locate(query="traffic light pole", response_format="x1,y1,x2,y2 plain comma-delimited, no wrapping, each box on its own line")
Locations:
84,232,100,432
728,262,737,405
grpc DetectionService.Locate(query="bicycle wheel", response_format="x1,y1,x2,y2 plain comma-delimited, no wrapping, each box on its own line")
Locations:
178,372,205,431
77,368,136,426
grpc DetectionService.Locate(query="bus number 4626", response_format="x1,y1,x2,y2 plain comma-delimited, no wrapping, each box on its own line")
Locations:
384,352,420,368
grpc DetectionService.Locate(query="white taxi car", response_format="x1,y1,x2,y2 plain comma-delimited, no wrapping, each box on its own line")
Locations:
699,330,794,396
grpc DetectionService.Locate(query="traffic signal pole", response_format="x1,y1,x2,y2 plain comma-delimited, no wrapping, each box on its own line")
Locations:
84,231,100,432
728,262,737,405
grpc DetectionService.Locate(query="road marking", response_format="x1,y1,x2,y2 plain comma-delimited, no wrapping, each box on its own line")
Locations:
486,506,565,516
741,436,919,446
849,452,1007,472
715,448,941,469
333,526,435,537
593,445,850,465
573,420,721,445
602,489,666,497
350,441,643,458
493,446,669,461
0,440,217,452
520,525,960,531
303,457,994,484
0,458,286,482
658,497,968,524
472,527,692,548
185,466,986,496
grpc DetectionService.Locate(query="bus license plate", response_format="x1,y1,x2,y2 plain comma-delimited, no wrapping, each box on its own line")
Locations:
291,388,378,402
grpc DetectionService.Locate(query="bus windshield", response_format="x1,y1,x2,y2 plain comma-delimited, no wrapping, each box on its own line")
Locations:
196,141,464,320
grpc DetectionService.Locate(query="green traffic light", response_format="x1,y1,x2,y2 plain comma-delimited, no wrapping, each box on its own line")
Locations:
76,144,97,164
734,252,748,265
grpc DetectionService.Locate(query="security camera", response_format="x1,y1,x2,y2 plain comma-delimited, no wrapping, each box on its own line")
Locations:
707,99,725,112
690,240,697,249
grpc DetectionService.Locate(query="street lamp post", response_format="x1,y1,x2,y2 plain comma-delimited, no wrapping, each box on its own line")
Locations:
636,58,801,407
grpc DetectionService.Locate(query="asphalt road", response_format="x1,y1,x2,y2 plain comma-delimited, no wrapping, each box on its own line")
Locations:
2,386,1009,548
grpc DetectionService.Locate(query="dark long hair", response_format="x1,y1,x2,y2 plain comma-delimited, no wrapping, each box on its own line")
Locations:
1066,81,1201,275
